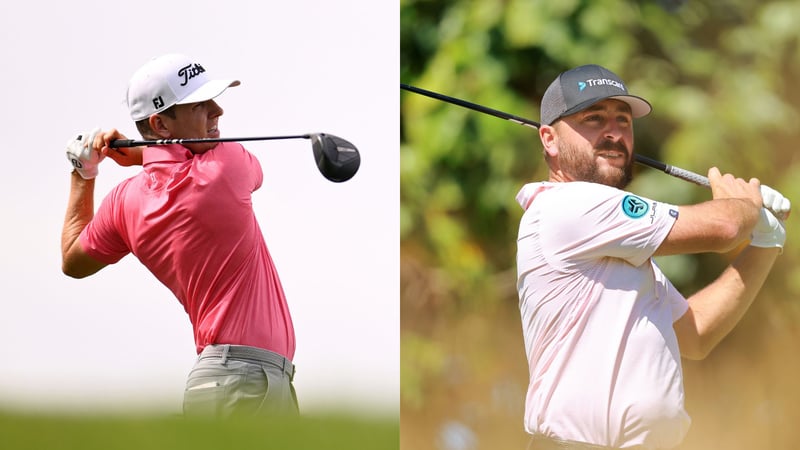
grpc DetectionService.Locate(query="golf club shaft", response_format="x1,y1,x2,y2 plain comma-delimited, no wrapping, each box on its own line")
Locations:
110,134,311,148
401,83,541,130
400,83,710,187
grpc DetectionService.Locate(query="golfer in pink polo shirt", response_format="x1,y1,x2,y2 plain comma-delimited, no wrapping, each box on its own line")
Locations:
61,53,297,416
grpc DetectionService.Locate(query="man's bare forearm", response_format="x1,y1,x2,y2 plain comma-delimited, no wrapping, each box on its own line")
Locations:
676,245,780,359
62,170,95,269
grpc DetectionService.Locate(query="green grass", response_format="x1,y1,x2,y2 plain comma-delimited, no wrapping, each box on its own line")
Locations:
0,410,399,450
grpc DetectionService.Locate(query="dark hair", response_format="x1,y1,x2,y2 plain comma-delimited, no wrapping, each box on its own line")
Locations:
135,106,176,139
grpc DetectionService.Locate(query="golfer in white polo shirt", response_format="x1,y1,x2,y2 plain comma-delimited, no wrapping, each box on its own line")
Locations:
516,65,789,449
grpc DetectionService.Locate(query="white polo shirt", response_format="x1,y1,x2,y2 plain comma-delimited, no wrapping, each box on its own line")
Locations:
516,181,690,449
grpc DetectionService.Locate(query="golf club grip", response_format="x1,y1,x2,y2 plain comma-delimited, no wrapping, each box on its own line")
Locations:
634,154,709,187
664,166,710,188
634,155,790,220
109,139,137,148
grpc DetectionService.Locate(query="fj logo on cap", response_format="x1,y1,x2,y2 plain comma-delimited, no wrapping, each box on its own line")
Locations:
177,63,206,87
152,96,165,109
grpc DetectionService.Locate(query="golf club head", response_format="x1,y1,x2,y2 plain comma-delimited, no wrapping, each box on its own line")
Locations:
310,133,361,182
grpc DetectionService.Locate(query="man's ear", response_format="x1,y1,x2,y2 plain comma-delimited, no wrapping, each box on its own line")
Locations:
149,114,171,138
540,125,558,159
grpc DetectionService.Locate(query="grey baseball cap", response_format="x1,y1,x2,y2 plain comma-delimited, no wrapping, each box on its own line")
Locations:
540,64,651,126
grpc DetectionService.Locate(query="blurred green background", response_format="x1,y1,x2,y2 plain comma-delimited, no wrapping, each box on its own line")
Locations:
0,412,398,450
400,1,800,449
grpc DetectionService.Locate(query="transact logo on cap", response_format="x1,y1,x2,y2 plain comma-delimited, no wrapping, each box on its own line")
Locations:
577,78,626,93
621,195,649,218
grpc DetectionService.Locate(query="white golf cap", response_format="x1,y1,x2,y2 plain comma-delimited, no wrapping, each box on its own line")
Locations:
126,53,240,121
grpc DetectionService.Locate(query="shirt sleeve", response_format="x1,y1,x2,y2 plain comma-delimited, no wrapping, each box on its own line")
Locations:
653,260,691,321
210,142,263,192
540,182,679,268
79,188,131,264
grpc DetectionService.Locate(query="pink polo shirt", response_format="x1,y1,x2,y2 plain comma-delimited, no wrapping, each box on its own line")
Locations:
80,142,295,359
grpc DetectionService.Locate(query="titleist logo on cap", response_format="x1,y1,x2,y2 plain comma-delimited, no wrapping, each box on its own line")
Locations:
178,63,206,86
579,78,626,92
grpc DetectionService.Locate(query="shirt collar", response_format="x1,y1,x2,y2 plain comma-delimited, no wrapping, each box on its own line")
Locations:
142,144,194,165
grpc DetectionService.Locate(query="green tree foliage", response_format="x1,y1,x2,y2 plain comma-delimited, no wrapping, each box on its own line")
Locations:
401,1,800,448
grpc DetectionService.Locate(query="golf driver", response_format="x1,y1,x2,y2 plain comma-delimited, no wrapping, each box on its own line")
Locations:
401,83,788,219
110,133,360,183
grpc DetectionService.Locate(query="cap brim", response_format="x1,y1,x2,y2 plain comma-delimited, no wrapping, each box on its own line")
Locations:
609,95,652,118
177,79,240,105
560,94,652,121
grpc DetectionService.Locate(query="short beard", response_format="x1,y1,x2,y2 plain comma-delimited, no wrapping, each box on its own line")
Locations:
557,139,633,189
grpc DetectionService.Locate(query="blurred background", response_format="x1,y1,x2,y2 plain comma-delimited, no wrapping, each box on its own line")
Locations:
400,1,800,449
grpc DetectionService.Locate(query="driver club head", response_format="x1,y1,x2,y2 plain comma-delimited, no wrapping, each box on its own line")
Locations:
310,133,361,182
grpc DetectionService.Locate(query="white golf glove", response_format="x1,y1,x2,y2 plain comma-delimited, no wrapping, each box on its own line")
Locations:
750,207,786,251
66,127,104,179
760,185,791,221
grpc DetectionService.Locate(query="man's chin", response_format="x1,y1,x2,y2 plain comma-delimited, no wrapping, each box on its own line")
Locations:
599,167,631,189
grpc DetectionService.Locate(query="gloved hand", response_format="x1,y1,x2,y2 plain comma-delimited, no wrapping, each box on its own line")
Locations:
760,185,791,221
66,127,104,179
750,207,786,251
